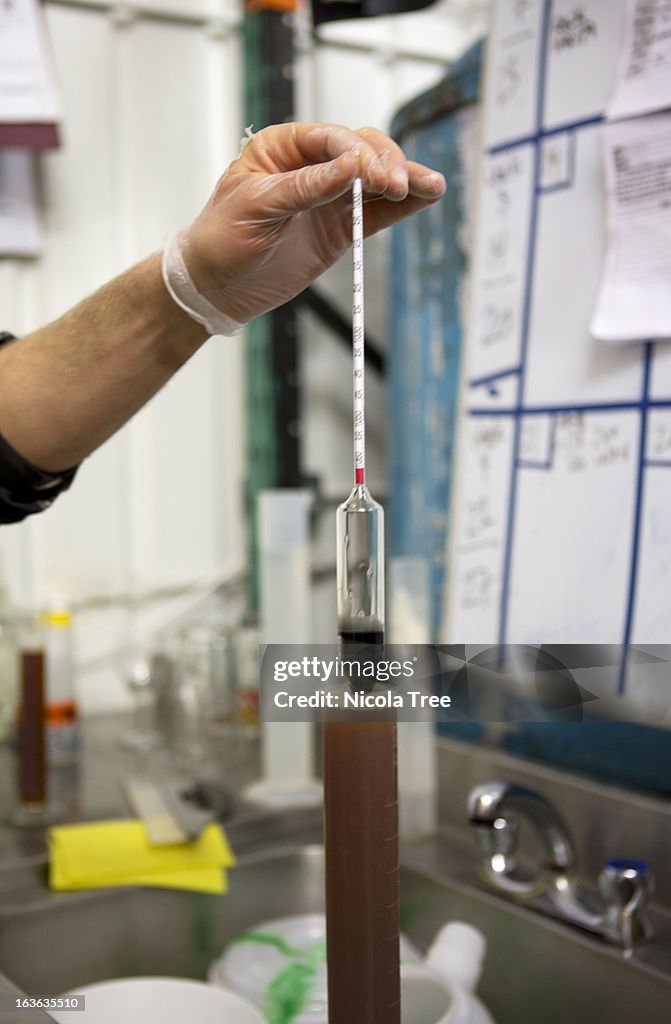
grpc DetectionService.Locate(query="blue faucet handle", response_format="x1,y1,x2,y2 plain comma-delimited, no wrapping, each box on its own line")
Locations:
600,858,653,904
605,858,650,876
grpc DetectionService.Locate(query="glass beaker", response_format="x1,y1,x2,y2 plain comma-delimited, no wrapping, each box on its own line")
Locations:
174,624,235,774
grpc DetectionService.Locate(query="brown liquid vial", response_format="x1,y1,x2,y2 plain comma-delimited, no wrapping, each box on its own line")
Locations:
338,627,385,646
18,650,46,810
323,707,401,1023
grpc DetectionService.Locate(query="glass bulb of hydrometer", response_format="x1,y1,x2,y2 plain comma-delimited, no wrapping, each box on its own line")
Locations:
337,483,384,644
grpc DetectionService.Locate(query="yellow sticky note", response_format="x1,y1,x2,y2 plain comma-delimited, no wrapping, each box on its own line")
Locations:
49,820,235,886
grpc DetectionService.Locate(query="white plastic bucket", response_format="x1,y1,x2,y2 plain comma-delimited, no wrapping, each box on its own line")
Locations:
50,976,265,1024
401,964,494,1024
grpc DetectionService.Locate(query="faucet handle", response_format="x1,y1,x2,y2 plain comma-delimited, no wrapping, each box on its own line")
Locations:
598,858,654,949
599,858,653,906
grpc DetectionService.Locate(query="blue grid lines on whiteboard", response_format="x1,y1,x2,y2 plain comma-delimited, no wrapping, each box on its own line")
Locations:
449,0,671,685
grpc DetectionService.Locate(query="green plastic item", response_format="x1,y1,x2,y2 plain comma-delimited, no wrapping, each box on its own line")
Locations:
235,931,325,1024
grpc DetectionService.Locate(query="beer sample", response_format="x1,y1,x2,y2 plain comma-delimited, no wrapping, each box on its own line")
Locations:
18,650,46,811
323,715,401,1024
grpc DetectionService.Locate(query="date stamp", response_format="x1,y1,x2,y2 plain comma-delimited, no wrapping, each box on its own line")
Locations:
0,996,85,1012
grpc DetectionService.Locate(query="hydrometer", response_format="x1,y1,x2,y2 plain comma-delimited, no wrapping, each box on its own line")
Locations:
336,177,385,647
323,178,401,1024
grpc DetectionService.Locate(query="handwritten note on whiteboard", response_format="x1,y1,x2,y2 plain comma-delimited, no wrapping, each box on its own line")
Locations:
483,0,544,149
591,113,671,342
0,0,62,124
609,0,671,120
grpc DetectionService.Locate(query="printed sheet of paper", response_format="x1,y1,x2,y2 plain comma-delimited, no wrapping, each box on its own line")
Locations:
0,149,41,256
609,0,671,120
0,0,62,124
591,113,671,342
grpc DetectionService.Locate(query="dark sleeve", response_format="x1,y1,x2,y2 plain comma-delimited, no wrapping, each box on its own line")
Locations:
0,332,80,525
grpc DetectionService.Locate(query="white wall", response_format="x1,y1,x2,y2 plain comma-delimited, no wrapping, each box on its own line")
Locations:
0,0,488,710
0,0,246,710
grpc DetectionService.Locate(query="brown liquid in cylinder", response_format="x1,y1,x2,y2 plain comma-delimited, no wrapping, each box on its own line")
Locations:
18,651,46,809
323,716,401,1023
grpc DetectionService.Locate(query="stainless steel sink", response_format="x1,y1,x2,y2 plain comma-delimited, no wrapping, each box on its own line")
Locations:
1,839,670,1024
0,844,327,995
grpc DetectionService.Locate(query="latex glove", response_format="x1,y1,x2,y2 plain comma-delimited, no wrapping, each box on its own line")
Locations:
165,122,446,333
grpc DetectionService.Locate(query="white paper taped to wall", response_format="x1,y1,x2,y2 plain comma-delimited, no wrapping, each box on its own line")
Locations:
0,0,62,124
591,113,671,343
609,0,671,121
0,149,41,257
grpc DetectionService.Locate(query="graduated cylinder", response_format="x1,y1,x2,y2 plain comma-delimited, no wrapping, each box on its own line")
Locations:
326,482,401,1024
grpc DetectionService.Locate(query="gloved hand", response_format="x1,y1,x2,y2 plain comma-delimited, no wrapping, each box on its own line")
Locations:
162,122,446,336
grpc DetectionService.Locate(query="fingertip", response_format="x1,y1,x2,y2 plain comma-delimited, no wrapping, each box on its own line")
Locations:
324,152,357,195
304,152,357,208
408,167,447,202
336,150,358,178
430,171,447,196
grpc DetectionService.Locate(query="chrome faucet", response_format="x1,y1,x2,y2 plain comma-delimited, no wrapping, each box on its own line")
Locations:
467,782,654,951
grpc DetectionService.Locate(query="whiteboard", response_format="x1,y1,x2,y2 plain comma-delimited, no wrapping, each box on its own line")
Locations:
445,0,671,688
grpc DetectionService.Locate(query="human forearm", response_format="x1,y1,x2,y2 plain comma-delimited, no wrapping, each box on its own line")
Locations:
0,122,445,484
0,252,207,471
